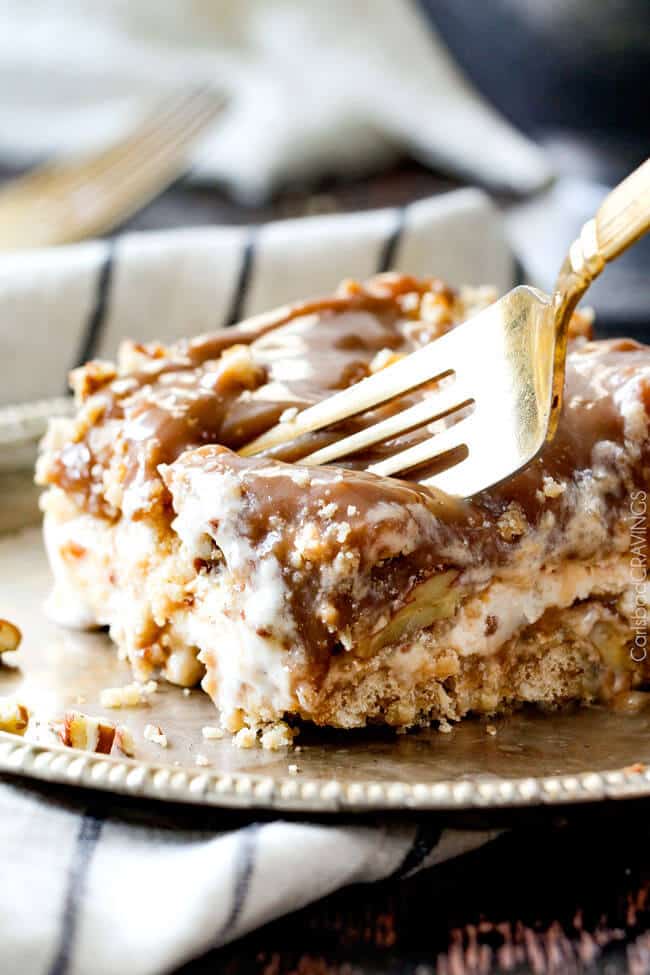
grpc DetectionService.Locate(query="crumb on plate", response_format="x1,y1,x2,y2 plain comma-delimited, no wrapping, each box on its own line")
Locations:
259,721,296,751
114,725,136,757
0,697,29,735
202,725,224,740
100,680,157,709
232,727,256,749
0,619,21,654
55,710,115,753
143,723,168,748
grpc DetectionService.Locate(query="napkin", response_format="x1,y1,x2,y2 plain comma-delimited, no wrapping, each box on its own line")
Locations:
0,188,513,407
0,0,551,201
0,776,500,975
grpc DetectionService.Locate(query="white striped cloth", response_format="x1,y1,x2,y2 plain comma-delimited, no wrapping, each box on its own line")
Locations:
0,188,511,974
0,188,513,407
0,776,500,975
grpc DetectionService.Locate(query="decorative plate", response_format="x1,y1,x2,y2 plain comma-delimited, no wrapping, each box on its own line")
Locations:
0,396,72,472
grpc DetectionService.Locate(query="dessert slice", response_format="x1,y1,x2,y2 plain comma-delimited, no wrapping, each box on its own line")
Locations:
37,275,650,732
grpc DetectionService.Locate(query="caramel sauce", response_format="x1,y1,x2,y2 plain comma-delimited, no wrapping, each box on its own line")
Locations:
45,276,452,516
45,278,646,532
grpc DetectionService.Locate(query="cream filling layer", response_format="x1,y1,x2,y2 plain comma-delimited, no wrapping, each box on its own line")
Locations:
43,492,643,723
448,556,637,658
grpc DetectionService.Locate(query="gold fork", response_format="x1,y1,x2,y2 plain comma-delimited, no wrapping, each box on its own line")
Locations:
241,158,650,497
0,87,226,250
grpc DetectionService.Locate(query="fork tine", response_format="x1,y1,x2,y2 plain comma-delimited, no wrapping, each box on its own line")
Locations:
71,90,224,196
61,96,224,237
239,329,469,457
419,452,478,496
0,88,221,211
0,88,225,246
300,381,473,467
367,412,477,479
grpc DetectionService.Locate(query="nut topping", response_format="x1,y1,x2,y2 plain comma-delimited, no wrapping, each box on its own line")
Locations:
56,711,116,753
100,680,157,708
114,725,136,757
0,619,21,654
0,698,29,736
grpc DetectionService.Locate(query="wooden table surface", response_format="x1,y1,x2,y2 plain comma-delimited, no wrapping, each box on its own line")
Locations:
180,803,650,974
4,158,650,975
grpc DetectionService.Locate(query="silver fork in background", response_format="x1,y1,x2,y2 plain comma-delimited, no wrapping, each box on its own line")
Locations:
0,87,226,250
240,158,650,497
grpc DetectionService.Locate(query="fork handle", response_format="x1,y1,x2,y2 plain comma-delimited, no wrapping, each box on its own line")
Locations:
595,156,650,262
559,156,650,302
548,157,650,440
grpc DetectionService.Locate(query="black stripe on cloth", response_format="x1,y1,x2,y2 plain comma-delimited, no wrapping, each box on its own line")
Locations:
376,206,406,273
213,824,261,944
48,808,105,975
71,241,116,376
75,240,115,366
513,255,526,287
388,822,443,880
223,229,256,328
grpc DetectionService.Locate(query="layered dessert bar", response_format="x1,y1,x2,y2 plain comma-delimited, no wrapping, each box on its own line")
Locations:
37,274,650,733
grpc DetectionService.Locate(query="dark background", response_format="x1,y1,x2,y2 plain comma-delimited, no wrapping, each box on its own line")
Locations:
421,0,650,139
